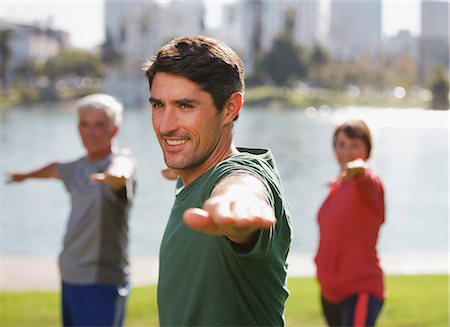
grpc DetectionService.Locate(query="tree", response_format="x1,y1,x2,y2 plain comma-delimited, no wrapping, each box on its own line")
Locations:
308,44,329,85
258,35,308,86
102,29,123,66
0,29,12,90
35,49,105,100
42,48,105,79
430,67,449,110
256,9,308,87
383,56,418,88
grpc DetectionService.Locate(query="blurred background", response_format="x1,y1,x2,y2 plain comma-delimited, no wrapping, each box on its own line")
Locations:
1,0,449,285
0,0,449,108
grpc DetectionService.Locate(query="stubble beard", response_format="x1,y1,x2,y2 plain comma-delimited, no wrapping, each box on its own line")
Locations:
163,138,220,173
163,149,210,172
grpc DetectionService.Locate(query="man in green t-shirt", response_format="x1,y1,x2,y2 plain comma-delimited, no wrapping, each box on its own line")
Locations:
143,36,292,326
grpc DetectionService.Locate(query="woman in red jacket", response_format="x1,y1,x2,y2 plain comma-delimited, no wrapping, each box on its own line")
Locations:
315,119,385,326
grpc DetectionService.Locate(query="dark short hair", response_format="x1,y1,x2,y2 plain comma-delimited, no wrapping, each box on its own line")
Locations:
333,119,372,158
143,36,244,116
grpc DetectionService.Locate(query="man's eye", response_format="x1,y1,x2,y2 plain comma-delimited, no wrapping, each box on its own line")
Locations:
180,103,193,109
152,103,163,109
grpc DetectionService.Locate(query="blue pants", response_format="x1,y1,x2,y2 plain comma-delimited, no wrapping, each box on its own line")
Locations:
62,282,130,327
321,293,383,327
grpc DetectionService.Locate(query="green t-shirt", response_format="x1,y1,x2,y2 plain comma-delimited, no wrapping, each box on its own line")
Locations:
158,148,292,326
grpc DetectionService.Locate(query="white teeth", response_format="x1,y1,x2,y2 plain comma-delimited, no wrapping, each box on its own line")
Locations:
166,139,186,146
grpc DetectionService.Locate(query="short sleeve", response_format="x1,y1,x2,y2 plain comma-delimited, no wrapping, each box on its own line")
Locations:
56,158,82,192
203,156,277,208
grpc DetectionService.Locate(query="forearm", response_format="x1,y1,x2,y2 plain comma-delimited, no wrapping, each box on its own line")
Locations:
211,173,267,203
8,162,59,183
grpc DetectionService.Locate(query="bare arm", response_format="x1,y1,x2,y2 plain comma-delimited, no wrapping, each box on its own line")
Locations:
182,174,276,246
7,162,59,183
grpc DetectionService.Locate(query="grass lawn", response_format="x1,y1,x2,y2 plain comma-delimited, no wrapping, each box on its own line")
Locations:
0,275,448,326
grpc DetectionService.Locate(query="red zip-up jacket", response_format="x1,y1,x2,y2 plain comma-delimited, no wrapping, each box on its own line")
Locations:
315,169,385,302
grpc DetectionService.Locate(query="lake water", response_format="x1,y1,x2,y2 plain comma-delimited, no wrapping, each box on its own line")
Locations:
1,104,448,273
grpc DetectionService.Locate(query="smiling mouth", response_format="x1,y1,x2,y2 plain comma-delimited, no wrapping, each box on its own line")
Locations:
165,139,187,146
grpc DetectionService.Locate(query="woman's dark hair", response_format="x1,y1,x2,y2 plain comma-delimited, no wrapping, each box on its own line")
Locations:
143,36,244,116
333,119,372,158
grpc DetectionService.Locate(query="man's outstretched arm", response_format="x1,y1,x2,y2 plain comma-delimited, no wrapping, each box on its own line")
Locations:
183,174,276,247
7,162,59,183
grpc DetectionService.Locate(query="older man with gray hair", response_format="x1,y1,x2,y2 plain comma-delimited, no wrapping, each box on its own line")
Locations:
7,93,137,326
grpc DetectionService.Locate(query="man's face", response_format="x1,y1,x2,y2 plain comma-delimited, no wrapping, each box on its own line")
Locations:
78,109,116,160
150,72,231,181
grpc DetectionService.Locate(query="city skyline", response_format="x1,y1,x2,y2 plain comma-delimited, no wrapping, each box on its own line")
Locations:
1,0,422,49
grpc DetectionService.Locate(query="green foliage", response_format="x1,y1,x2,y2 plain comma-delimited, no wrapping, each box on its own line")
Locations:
0,275,448,327
310,44,329,67
42,48,105,79
258,35,308,86
384,56,418,88
102,29,123,65
244,85,428,109
0,29,13,87
430,67,450,110
6,48,104,103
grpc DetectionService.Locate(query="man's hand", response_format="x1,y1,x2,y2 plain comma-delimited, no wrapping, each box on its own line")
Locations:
341,158,368,180
182,174,276,245
90,156,134,191
90,172,128,191
6,172,28,183
161,167,178,180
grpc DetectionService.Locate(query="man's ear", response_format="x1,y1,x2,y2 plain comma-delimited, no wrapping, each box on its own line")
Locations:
222,92,243,123
111,125,119,138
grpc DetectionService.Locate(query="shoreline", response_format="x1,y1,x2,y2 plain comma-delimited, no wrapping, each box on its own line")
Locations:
2,251,448,291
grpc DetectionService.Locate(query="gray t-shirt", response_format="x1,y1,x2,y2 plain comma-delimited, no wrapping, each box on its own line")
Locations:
56,150,136,285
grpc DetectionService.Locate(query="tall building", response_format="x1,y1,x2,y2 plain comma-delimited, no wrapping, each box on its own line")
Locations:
384,30,419,63
259,1,318,50
103,1,205,106
213,0,319,76
328,0,382,61
419,0,449,83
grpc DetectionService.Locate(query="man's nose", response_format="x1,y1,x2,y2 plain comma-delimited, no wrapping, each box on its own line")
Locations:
158,107,179,134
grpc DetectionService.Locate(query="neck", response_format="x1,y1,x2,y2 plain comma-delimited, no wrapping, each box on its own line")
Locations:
87,148,113,162
179,140,238,186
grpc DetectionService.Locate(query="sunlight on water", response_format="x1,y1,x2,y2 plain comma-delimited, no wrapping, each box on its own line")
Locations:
329,107,449,129
1,105,448,273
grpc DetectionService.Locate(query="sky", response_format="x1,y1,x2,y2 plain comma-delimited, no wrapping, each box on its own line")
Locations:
0,0,422,50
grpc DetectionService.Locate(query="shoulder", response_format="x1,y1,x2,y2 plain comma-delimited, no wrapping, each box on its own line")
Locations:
210,148,279,191
362,169,384,189
217,148,277,177
353,168,385,205
56,156,85,170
